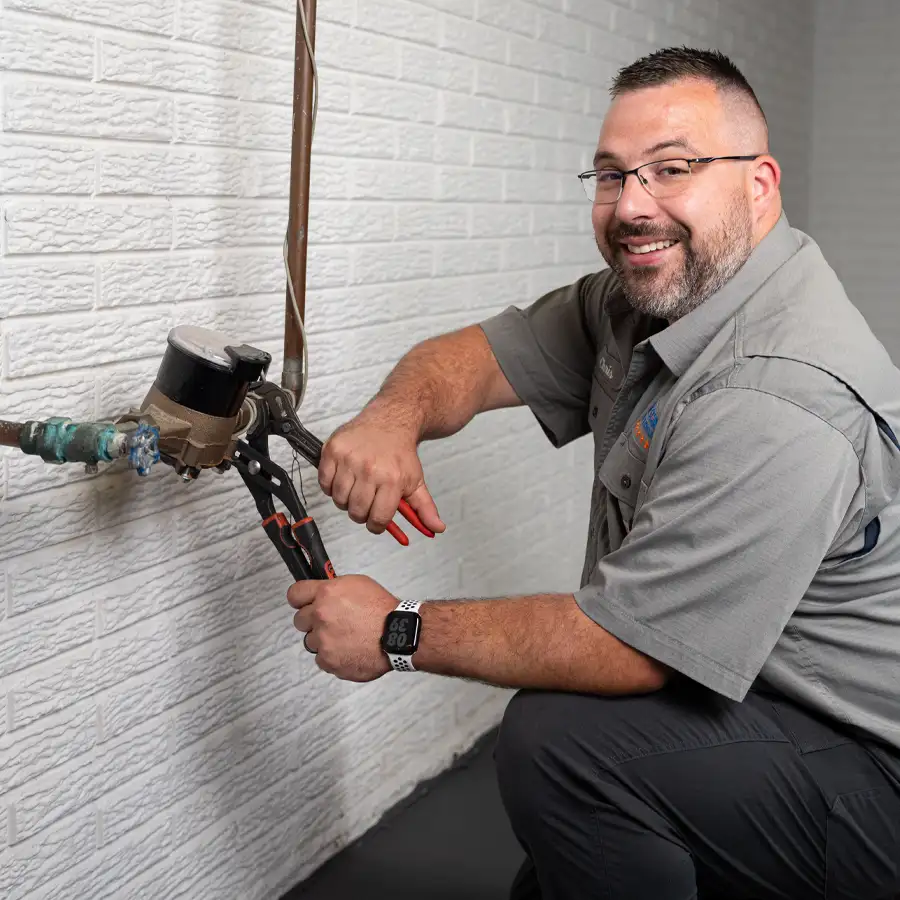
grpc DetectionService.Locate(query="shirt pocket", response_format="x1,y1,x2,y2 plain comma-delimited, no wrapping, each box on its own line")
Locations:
593,342,624,399
598,432,645,532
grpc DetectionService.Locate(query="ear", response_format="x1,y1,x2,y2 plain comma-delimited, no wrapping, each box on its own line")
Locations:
750,154,781,219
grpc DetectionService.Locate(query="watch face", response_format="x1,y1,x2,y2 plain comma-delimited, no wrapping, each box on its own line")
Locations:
381,611,420,654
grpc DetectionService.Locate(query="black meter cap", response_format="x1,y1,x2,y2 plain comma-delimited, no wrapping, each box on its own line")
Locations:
225,343,272,386
155,326,273,418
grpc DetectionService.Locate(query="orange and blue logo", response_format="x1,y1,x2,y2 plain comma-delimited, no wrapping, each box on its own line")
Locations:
633,402,658,451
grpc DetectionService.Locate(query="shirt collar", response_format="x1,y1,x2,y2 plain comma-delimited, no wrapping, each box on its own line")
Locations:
648,212,800,377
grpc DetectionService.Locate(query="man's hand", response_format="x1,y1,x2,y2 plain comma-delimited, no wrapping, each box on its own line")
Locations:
288,574,398,682
318,407,446,537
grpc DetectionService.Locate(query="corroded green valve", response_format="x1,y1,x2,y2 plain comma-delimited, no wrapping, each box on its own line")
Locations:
16,418,160,476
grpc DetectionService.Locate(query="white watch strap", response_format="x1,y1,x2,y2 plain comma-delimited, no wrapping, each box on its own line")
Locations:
387,599,421,672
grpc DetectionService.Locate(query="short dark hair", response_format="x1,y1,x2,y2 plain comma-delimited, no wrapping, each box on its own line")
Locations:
610,46,766,126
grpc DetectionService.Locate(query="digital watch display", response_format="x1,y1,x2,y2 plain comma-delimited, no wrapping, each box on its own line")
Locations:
382,600,423,672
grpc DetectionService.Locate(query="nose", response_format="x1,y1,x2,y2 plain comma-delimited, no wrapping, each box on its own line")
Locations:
615,170,660,222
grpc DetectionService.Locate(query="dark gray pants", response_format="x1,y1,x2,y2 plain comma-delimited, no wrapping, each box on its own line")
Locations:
494,680,900,900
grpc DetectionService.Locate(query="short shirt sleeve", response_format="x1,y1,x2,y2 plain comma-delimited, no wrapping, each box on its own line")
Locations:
478,271,615,448
575,386,864,701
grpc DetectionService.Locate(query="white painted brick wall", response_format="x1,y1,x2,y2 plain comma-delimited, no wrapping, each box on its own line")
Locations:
0,0,814,896
808,0,900,359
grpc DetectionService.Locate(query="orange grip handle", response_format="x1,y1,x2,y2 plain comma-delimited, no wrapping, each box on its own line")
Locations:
398,499,435,538
383,499,436,545
385,521,410,546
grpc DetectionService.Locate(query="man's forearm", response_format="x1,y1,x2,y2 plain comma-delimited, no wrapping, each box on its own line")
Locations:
365,325,515,442
412,594,669,694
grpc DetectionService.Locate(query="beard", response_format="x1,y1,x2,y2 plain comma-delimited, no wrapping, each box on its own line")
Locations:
598,192,754,321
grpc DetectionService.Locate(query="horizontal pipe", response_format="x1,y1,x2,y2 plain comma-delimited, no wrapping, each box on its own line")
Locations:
0,420,24,448
2,418,160,475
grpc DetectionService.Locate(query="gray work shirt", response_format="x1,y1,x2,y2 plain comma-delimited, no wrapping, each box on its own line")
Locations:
479,213,900,756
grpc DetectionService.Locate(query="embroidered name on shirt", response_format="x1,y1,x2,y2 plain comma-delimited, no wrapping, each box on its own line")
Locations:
598,356,614,380
633,401,658,451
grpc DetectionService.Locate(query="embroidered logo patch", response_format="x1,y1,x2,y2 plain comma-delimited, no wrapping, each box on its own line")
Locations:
597,355,614,380
633,401,658,451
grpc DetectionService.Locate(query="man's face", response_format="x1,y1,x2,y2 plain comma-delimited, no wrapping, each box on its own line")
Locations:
591,80,755,321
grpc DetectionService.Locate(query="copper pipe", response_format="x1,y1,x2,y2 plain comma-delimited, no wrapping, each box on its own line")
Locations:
282,0,317,407
0,420,24,448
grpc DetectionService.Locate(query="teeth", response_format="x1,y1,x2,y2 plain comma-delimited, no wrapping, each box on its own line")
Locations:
626,240,676,254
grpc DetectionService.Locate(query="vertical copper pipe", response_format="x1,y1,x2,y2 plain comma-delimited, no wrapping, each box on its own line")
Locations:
282,0,317,407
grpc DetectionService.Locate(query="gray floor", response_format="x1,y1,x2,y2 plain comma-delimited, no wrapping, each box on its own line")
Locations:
283,728,525,900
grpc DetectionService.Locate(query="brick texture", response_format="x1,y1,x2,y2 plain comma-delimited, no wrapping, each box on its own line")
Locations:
0,1,815,897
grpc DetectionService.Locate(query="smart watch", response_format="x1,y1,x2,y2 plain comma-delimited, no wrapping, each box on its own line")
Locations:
381,599,422,672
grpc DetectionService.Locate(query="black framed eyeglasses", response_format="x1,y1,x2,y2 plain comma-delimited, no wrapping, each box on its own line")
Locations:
577,155,762,204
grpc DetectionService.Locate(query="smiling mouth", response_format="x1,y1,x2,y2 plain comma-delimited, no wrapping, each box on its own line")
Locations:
617,238,681,267
623,239,679,254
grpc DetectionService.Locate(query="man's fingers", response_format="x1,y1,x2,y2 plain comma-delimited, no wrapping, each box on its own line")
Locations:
318,444,337,496
287,580,320,609
368,484,402,534
293,606,314,633
406,483,446,533
330,470,355,511
347,480,376,525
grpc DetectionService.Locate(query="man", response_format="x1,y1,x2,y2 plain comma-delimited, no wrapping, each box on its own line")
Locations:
289,48,900,899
